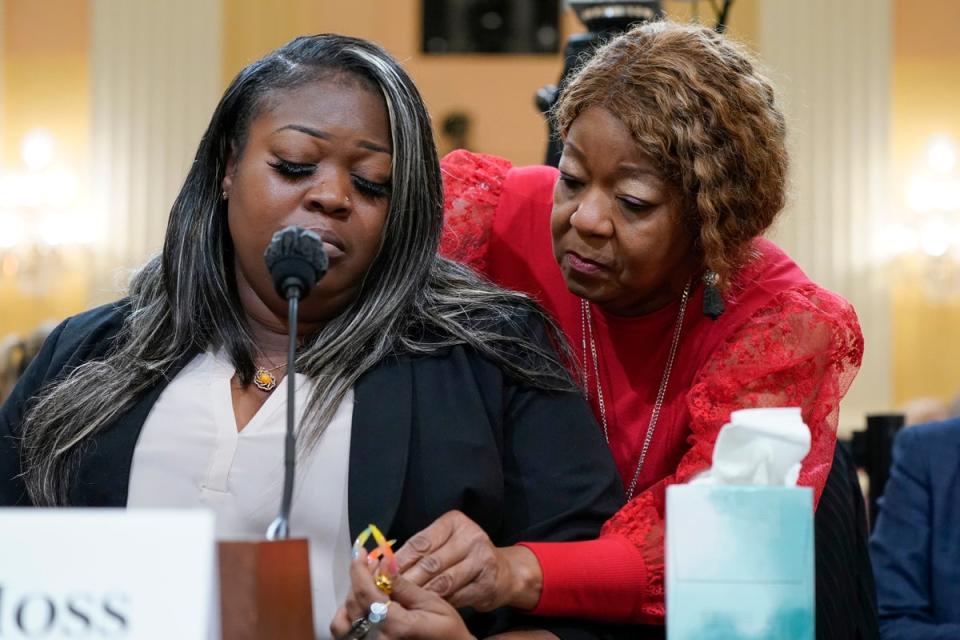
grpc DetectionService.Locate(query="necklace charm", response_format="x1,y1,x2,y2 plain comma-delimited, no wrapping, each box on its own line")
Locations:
253,367,278,392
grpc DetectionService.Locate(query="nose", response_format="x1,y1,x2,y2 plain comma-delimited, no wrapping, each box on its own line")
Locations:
304,171,351,215
570,189,614,237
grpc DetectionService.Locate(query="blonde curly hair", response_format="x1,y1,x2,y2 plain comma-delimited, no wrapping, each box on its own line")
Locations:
553,20,788,289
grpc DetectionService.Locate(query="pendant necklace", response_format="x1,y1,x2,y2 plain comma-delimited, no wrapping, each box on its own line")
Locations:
253,361,286,392
580,281,691,500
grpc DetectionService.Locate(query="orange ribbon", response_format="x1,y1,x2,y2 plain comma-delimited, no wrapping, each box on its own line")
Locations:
353,524,396,567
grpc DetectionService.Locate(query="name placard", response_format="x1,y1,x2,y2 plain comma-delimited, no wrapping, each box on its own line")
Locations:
0,509,216,640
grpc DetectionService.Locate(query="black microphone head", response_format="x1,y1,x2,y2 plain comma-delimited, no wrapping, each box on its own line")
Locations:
263,226,328,299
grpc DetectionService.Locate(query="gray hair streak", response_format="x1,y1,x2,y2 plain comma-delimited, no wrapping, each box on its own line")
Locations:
19,35,574,505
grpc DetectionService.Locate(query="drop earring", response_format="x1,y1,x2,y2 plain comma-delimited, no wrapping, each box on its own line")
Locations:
702,269,724,319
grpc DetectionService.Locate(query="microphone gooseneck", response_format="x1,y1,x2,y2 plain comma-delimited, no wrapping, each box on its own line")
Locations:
264,226,328,541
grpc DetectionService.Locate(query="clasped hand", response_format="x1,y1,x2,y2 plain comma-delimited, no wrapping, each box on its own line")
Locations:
329,553,476,640
331,511,544,639
394,510,539,612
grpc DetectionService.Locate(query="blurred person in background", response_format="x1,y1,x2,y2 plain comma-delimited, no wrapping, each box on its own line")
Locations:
0,322,57,405
870,418,960,638
0,335,26,404
898,396,951,426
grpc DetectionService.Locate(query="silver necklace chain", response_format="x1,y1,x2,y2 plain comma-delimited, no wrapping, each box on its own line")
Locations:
580,281,691,500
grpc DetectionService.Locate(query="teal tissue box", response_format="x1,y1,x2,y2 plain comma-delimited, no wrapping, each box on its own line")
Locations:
666,485,814,640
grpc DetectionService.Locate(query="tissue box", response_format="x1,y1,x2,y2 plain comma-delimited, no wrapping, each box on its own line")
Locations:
666,485,814,640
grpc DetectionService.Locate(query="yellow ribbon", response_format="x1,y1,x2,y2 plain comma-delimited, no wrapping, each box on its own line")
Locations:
352,524,397,565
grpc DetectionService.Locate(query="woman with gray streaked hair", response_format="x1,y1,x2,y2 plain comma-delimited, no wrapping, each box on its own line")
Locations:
0,34,624,639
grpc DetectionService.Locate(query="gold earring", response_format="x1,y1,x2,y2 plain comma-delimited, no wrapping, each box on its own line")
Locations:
221,190,228,201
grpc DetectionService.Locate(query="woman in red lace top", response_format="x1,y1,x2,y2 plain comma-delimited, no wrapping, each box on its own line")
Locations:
337,20,867,637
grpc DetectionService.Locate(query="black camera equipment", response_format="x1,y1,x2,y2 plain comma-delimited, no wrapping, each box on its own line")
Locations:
850,413,905,527
537,0,735,166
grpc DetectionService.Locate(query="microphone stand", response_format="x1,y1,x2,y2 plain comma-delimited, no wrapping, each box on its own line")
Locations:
266,290,299,541
219,226,326,639
218,290,313,635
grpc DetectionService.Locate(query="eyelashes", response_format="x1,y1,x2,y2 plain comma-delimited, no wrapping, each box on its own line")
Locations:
618,197,653,213
352,175,391,199
269,159,315,178
268,159,392,199
558,174,582,191
559,173,654,215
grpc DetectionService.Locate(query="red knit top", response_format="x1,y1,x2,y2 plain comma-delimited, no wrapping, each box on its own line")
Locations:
440,150,864,624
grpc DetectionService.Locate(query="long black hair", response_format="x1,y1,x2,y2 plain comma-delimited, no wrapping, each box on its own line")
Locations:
20,34,573,505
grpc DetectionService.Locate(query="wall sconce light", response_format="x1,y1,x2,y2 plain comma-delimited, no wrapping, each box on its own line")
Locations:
0,129,93,294
884,135,960,298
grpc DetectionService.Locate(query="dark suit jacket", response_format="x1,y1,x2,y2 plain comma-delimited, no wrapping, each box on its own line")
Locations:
0,301,626,639
870,419,960,639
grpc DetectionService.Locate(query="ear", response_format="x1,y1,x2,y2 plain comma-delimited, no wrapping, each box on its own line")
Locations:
222,144,238,196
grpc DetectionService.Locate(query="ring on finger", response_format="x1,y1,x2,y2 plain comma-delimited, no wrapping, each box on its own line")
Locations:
337,616,372,640
368,600,390,624
374,572,393,596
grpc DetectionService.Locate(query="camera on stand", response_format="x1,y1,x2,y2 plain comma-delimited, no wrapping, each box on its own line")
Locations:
537,0,736,166
537,1,664,166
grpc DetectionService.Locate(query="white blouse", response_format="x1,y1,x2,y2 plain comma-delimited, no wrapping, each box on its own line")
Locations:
127,351,353,639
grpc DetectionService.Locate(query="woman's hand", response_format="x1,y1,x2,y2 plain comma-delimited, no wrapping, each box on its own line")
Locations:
395,510,543,611
330,554,475,640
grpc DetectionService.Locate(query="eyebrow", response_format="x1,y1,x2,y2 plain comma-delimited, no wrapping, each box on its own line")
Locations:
562,139,662,181
275,124,392,155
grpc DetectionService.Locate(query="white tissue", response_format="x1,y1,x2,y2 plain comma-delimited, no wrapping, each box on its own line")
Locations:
692,407,811,486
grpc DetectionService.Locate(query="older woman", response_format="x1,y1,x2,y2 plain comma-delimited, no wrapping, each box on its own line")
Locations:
337,20,873,639
0,34,625,639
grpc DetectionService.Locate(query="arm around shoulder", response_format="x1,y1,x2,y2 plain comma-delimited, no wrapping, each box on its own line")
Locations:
440,150,513,275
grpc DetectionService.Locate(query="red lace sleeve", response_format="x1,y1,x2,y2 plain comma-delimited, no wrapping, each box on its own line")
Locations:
531,284,864,624
439,149,513,275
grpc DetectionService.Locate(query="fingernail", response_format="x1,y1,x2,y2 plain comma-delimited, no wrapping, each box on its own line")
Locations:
354,527,372,549
352,545,361,560
388,556,398,576
410,535,431,553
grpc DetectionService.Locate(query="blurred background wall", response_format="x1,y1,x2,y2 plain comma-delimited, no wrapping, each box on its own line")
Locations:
0,0,958,432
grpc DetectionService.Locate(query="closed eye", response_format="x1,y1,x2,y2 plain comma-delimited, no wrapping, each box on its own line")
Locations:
353,175,391,199
558,173,583,191
618,196,653,213
269,158,315,178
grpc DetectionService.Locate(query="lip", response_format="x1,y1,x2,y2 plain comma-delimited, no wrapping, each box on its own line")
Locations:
303,227,346,259
564,251,611,276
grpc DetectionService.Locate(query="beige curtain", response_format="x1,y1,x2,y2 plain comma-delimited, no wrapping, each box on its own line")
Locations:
759,0,894,433
90,0,222,300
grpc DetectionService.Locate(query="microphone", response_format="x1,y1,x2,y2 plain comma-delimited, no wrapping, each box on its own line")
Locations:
263,226,328,540
264,226,329,300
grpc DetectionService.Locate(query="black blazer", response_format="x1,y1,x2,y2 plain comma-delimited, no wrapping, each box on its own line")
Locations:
0,302,626,639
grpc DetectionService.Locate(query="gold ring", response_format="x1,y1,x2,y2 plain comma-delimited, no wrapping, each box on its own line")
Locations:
374,572,393,596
